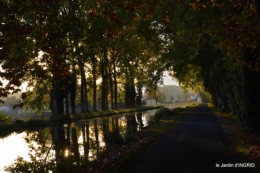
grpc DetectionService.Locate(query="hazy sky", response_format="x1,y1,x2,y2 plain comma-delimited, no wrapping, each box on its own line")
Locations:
163,75,179,86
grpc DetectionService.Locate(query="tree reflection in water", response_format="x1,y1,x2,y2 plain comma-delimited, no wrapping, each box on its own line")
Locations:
5,128,56,172
5,112,149,172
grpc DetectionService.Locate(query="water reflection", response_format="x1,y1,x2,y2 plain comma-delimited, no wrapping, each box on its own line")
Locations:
1,110,156,172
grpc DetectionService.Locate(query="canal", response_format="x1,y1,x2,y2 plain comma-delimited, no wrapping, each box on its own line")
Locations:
0,109,157,172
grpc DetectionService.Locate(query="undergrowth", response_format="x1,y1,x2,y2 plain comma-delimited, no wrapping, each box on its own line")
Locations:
208,104,260,172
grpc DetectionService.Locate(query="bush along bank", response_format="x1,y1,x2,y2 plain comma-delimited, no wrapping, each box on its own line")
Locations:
153,107,187,121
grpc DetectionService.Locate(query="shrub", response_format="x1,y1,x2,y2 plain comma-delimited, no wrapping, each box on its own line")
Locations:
154,107,172,120
26,119,46,128
141,100,146,106
174,108,185,112
0,112,13,123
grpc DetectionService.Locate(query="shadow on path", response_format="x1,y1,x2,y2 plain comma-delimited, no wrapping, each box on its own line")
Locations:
121,104,255,173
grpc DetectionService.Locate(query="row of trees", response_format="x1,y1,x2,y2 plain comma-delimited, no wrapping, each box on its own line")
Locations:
159,0,260,132
1,0,260,131
0,0,169,115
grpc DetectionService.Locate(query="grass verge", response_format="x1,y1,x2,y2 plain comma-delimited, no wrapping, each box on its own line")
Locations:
208,104,260,172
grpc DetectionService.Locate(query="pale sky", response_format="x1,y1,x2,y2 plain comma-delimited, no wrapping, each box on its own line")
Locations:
163,76,179,86
162,72,179,86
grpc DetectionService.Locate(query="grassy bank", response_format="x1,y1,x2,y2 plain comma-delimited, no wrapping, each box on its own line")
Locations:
0,106,161,138
208,104,260,172
64,105,161,121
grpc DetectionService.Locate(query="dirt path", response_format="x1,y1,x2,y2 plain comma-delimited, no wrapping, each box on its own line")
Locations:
121,104,255,173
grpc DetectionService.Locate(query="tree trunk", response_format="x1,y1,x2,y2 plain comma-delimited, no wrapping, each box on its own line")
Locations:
92,60,97,111
101,57,106,111
84,81,89,112
155,89,157,106
129,78,136,107
103,51,109,111
125,81,135,108
65,94,69,115
125,83,129,108
80,80,85,113
136,85,142,107
109,71,114,110
105,68,109,111
113,65,118,109
79,61,89,113
70,64,76,114
51,81,58,116
51,81,64,115
57,94,64,115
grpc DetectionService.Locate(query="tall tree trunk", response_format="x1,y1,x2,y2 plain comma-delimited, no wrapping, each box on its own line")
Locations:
109,71,114,110
80,81,85,113
65,94,69,115
155,89,157,106
58,96,64,115
92,59,97,112
105,68,109,111
113,65,118,109
84,81,89,112
130,82,136,107
51,81,58,116
70,64,76,114
136,85,142,107
126,77,136,108
103,51,109,110
79,61,89,113
51,81,65,115
125,82,129,108
101,57,106,111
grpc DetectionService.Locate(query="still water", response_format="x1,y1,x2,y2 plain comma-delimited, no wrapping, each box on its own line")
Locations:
0,110,157,172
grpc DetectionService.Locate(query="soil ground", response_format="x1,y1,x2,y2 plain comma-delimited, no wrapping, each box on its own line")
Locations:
120,104,257,173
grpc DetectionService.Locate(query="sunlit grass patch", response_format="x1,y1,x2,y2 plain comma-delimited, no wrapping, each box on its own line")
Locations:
208,105,237,121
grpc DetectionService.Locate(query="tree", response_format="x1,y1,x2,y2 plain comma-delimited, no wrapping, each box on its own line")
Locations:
170,95,174,102
23,82,51,117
